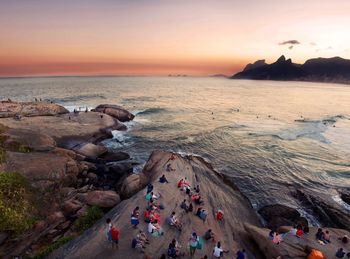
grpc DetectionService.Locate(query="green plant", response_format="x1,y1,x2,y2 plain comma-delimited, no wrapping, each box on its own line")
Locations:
31,236,74,259
18,144,31,153
74,205,103,233
0,172,35,234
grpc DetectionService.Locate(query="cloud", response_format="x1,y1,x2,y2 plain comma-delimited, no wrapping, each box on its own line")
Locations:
279,40,300,45
288,45,293,50
315,46,333,52
310,42,317,46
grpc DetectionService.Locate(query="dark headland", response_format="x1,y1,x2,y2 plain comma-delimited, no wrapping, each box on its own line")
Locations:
0,101,349,259
231,55,350,84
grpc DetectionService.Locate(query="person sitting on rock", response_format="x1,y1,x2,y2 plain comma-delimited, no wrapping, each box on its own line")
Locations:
268,230,275,241
212,241,229,258
177,179,184,188
166,163,175,172
289,225,297,236
188,202,194,212
194,184,200,193
167,211,182,231
147,183,153,193
152,191,161,200
159,174,169,183
180,199,189,212
272,232,282,244
204,229,215,242
148,219,163,236
198,209,208,222
338,235,348,244
323,230,331,243
336,248,346,258
296,225,304,238
236,249,246,259
303,225,309,234
216,210,224,221
132,236,145,253
316,228,327,244
192,193,203,205
131,206,140,228
168,239,184,258
137,230,150,245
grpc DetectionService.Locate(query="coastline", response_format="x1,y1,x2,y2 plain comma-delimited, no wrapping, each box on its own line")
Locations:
0,101,349,258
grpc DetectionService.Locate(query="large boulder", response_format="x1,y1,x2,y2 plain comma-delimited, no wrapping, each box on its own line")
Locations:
258,204,308,230
86,190,120,208
62,199,83,217
0,101,68,118
4,151,81,190
93,104,134,122
119,173,148,199
74,143,107,159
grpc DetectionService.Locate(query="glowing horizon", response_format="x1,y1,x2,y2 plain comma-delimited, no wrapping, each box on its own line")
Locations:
1,0,350,77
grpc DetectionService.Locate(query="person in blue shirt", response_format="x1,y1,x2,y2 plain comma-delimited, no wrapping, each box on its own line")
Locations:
236,249,246,259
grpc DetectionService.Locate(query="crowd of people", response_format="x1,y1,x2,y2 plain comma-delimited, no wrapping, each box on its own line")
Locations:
268,224,350,258
104,158,247,258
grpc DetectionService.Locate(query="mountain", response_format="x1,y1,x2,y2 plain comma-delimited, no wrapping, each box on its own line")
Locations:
243,59,267,71
231,55,350,84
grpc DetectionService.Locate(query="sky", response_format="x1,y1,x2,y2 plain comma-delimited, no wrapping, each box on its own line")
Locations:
0,0,350,77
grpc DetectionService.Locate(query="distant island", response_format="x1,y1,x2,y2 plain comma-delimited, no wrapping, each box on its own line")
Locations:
231,55,350,84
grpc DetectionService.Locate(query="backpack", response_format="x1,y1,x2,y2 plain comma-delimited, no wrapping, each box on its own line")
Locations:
110,227,119,241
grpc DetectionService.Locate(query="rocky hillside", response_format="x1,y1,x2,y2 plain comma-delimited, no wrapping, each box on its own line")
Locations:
0,101,136,258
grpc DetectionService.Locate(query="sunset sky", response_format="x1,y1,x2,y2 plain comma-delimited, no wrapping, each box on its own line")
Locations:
1,0,350,77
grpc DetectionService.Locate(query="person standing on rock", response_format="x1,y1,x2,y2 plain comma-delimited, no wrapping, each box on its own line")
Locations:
212,241,229,258
236,249,246,259
106,218,119,250
189,232,199,257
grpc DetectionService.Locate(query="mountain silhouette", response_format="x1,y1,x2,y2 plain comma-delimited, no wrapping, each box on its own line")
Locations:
231,55,350,84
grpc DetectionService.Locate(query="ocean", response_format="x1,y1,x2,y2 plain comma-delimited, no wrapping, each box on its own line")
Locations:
1,76,349,222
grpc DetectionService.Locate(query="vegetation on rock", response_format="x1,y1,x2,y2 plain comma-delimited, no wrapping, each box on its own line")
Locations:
74,205,103,233
0,172,36,234
30,236,74,259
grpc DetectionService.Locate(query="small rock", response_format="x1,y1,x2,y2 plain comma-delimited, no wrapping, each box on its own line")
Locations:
63,199,83,216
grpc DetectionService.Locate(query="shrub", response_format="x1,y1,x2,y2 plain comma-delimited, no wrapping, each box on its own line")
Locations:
0,147,5,163
18,144,31,153
0,172,35,234
74,205,103,233
31,236,74,259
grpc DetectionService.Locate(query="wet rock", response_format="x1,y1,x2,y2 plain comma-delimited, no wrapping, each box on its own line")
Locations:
108,162,133,178
74,143,107,159
258,204,308,230
292,190,350,231
100,151,130,162
340,192,350,206
86,190,120,208
93,104,135,122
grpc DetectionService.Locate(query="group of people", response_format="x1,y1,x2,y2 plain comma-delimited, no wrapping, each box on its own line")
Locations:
268,224,350,258
105,156,247,258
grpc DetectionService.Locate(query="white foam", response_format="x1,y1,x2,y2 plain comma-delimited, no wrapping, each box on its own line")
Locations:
332,195,350,211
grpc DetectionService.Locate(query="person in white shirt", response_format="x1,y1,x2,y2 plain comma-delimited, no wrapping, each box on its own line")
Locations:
213,241,229,258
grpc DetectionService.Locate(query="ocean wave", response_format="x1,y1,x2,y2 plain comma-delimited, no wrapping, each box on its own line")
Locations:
135,107,167,116
52,94,106,103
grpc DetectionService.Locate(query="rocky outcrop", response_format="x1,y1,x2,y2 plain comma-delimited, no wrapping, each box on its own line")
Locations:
86,190,121,208
258,204,308,230
244,223,350,259
340,191,350,205
292,190,350,231
93,104,135,122
49,151,262,259
0,101,69,118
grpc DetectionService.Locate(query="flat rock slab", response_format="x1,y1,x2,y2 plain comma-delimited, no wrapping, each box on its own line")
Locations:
0,101,68,118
